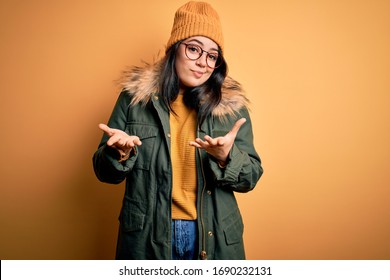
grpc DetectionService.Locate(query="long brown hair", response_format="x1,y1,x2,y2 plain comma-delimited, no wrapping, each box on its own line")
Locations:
159,40,228,124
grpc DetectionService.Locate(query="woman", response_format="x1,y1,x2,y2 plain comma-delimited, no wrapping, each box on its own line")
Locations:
93,1,263,260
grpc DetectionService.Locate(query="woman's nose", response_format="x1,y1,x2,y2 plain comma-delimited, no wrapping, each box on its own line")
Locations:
196,52,207,67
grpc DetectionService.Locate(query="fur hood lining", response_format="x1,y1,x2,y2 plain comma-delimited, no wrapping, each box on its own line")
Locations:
120,60,249,120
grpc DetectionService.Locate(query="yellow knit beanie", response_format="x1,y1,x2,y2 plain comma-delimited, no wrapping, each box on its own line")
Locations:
166,1,224,54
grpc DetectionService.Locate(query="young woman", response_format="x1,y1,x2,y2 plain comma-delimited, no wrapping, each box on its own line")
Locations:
93,1,263,260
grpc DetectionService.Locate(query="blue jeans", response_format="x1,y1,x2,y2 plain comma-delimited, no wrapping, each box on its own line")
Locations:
171,220,198,260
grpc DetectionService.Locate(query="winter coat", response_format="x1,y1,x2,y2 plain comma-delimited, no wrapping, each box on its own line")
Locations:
93,61,263,260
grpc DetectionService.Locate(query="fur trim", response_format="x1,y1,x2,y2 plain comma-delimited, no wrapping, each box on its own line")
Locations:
120,60,249,120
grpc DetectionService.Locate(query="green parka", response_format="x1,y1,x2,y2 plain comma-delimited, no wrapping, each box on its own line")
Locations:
93,61,263,260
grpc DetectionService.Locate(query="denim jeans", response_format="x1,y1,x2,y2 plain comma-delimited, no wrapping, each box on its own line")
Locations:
171,220,198,260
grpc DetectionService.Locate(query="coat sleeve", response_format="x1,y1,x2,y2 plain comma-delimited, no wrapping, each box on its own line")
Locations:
92,91,138,184
209,108,263,192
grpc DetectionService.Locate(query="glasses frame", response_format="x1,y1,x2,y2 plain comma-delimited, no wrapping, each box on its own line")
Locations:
181,42,223,69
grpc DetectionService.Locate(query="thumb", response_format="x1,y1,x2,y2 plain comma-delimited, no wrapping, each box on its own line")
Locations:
229,118,246,136
98,123,113,136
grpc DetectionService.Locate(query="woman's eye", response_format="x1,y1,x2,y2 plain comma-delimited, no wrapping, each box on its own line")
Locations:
188,46,200,53
208,54,218,61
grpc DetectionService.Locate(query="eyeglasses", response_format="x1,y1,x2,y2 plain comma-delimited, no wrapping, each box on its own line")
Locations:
181,43,223,69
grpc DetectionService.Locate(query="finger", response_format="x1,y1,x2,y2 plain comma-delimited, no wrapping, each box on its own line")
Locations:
133,137,142,146
196,138,209,148
117,138,126,147
124,137,142,148
107,134,122,147
189,141,201,148
229,118,246,136
121,136,142,149
98,123,114,136
204,135,222,146
190,138,209,149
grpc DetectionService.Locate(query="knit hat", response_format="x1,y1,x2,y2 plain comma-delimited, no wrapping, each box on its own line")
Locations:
166,1,224,53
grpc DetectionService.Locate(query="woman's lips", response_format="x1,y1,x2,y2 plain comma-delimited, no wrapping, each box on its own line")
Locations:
192,70,205,78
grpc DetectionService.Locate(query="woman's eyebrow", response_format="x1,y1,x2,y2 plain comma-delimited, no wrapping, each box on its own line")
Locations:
185,39,219,52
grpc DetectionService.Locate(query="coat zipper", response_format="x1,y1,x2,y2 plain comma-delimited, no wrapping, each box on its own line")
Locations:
197,147,208,260
197,125,208,260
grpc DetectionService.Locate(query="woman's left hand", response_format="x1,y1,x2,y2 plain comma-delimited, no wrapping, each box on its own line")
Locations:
189,118,246,166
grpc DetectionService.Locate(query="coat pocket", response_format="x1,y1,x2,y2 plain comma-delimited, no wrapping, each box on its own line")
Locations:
125,123,159,170
122,212,145,232
120,197,145,232
222,208,244,245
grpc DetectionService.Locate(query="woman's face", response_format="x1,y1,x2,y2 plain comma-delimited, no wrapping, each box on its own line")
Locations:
175,36,219,93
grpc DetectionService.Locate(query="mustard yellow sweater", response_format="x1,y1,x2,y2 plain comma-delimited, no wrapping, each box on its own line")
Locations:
170,94,197,220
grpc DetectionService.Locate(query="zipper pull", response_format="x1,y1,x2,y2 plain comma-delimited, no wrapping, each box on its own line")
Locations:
200,251,207,260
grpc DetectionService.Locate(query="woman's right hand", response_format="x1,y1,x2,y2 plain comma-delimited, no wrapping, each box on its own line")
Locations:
98,123,142,161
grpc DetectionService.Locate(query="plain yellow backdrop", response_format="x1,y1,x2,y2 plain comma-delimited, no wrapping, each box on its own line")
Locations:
0,0,389,259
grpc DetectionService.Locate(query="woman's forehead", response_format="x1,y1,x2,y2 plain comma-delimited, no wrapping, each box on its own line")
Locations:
183,36,219,51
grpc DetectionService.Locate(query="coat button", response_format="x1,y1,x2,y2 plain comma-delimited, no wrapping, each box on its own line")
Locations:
154,96,158,100
207,190,212,195
167,133,171,138
208,231,213,237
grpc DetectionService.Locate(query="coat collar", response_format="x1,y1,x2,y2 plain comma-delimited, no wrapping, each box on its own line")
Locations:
120,60,249,121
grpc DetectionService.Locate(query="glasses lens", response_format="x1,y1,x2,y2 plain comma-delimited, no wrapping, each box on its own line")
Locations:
185,44,202,60
206,53,221,69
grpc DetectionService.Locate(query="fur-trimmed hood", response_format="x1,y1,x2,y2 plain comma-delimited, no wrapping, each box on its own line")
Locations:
120,60,249,120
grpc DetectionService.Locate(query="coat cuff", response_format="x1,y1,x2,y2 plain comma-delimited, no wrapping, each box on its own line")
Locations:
102,144,138,171
209,144,243,183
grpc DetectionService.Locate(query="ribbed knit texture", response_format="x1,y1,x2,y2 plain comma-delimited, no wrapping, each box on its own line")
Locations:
166,1,224,53
170,95,198,220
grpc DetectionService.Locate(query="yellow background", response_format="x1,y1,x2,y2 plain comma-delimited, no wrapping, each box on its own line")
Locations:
0,0,389,259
